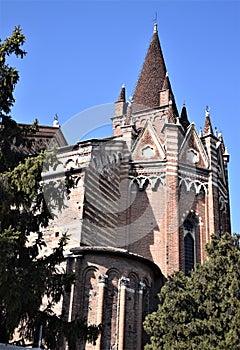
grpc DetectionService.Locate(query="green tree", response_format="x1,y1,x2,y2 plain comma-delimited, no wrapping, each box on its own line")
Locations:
144,232,240,350
0,27,101,348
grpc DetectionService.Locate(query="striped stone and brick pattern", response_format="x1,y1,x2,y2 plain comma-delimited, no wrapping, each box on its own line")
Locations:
41,24,231,349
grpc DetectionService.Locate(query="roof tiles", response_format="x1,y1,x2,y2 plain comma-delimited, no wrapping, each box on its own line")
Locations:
132,25,167,110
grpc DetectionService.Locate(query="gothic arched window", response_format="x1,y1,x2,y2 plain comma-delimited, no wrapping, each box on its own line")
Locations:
183,218,196,275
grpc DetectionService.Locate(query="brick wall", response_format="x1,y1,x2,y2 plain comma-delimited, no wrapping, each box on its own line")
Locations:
63,248,163,350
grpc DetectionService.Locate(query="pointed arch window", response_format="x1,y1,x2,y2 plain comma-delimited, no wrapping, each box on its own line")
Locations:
183,216,198,275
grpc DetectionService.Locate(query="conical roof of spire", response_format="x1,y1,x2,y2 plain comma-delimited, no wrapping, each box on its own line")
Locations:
118,84,126,102
132,23,167,109
179,104,190,130
203,108,213,135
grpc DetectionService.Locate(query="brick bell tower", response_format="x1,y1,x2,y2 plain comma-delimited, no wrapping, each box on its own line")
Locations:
112,22,231,277
45,23,231,350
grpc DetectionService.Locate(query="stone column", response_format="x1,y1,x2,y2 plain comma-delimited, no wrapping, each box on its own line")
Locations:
95,274,108,350
118,277,129,350
136,282,146,350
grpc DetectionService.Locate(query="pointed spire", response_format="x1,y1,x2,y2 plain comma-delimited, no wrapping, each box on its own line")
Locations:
179,103,190,130
114,84,127,118
162,71,170,90
118,84,126,102
132,24,167,110
218,131,226,154
203,106,213,136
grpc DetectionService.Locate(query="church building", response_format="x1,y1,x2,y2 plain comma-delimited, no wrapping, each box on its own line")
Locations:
43,23,231,349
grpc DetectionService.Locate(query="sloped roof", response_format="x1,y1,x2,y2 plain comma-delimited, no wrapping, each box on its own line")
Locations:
132,24,167,110
179,123,210,169
131,120,165,161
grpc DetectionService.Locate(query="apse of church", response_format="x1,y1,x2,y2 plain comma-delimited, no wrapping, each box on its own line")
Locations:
42,23,231,349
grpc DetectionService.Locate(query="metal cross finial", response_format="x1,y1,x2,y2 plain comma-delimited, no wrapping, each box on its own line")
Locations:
153,12,158,33
53,113,60,127
154,12,157,23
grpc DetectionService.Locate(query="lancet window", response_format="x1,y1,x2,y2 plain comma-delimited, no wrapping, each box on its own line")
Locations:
183,215,198,275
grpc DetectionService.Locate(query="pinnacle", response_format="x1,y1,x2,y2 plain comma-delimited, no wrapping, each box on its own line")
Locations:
203,108,213,136
162,72,170,91
179,104,190,130
117,84,126,102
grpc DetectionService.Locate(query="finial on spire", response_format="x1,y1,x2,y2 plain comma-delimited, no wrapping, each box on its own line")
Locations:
153,23,158,33
205,105,210,117
153,12,158,33
53,113,60,127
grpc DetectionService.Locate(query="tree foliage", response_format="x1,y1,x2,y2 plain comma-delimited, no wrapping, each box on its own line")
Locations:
0,27,101,348
144,232,240,350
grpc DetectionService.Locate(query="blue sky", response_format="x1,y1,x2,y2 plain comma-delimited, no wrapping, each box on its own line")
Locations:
1,0,239,233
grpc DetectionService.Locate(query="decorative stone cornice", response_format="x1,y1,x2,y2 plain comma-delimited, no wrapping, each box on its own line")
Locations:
129,174,166,190
178,169,209,182
133,168,165,173
179,175,208,195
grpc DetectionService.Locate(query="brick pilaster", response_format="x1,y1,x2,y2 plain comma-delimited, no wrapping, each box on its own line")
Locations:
136,282,146,349
162,123,181,274
118,277,129,350
95,274,108,350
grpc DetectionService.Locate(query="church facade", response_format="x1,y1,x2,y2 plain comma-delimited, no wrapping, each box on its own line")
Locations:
43,24,231,349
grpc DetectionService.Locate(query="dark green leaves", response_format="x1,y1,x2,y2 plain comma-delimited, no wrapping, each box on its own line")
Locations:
144,233,240,350
0,26,26,115
0,27,100,348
